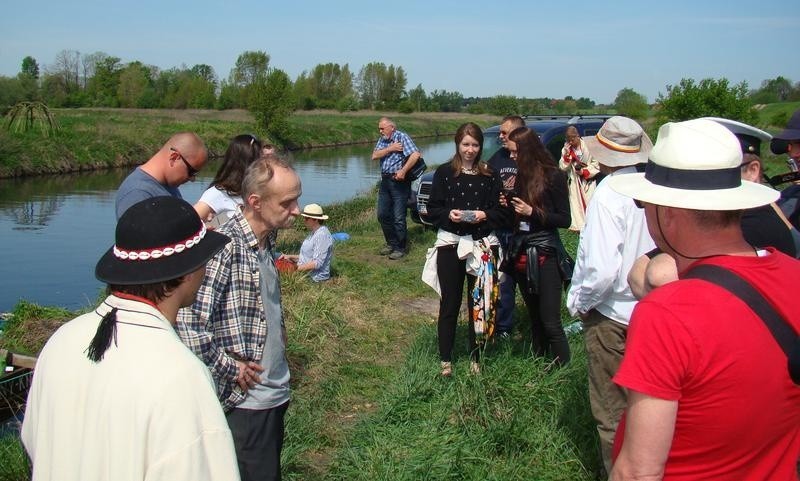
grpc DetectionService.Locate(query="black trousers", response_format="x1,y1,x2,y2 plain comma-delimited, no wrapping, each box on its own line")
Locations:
436,245,480,362
516,254,571,365
226,401,289,481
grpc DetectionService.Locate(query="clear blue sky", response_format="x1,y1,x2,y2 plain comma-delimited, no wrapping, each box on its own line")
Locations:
1,0,797,104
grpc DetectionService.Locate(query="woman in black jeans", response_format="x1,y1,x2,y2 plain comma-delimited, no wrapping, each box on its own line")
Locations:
424,122,511,376
504,127,572,366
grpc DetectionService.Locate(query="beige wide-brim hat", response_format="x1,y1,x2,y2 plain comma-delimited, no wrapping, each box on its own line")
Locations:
608,118,779,210
301,203,329,220
583,116,653,167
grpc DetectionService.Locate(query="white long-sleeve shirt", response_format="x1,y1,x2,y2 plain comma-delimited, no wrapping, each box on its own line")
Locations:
566,167,655,325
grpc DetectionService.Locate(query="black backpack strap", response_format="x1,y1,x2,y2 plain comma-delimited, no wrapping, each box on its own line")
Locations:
684,263,800,384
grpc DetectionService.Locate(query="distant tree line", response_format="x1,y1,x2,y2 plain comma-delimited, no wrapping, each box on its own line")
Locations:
1,49,797,136
0,49,604,116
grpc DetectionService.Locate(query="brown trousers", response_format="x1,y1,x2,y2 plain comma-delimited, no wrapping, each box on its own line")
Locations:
583,310,628,476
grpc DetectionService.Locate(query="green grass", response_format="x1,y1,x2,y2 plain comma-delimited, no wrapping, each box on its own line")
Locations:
0,435,29,481
756,101,800,130
0,188,601,480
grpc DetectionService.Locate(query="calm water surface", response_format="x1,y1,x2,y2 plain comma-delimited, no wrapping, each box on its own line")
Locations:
0,138,456,311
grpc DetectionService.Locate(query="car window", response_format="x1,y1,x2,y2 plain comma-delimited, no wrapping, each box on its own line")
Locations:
546,134,565,162
482,134,502,155
581,128,599,136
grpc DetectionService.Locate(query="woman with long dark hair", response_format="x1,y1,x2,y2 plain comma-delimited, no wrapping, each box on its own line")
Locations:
505,127,572,366
422,122,511,376
194,134,262,226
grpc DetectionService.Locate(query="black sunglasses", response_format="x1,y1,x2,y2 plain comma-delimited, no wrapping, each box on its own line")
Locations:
170,147,199,177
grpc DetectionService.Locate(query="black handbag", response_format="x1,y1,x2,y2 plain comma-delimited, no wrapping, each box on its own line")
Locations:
406,156,427,181
684,264,800,385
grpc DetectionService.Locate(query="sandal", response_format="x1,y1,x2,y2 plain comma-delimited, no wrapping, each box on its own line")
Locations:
470,361,481,375
440,361,452,377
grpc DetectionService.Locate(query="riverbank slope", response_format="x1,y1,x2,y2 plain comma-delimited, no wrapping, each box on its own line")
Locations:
0,190,600,480
0,109,501,178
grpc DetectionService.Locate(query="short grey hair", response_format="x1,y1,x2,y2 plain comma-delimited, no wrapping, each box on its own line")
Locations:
242,153,295,200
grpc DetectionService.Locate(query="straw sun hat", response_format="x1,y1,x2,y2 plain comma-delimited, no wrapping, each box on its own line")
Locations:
608,118,779,210
300,203,329,220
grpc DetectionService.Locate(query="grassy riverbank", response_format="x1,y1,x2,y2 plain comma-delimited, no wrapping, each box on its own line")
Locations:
0,189,600,481
0,109,500,178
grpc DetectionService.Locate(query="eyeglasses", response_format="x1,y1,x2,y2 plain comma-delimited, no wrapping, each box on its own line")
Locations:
633,199,645,209
170,147,199,177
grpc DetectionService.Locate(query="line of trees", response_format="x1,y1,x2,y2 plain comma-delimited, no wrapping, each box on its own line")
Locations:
2,49,798,138
0,49,603,116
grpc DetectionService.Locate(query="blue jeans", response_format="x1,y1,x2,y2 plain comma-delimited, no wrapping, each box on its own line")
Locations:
377,176,411,251
495,229,516,333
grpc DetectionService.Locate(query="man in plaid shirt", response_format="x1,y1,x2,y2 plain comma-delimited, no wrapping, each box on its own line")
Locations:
372,116,421,259
178,154,301,481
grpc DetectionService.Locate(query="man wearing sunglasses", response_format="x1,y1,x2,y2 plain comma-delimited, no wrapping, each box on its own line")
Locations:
115,132,208,219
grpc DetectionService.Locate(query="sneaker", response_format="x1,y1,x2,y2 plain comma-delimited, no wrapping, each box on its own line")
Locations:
494,331,511,342
388,250,406,260
379,245,393,256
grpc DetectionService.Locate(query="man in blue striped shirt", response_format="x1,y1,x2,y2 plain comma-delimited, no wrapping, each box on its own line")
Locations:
372,117,421,259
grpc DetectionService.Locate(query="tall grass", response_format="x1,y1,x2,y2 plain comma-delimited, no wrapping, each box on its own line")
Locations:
0,189,602,480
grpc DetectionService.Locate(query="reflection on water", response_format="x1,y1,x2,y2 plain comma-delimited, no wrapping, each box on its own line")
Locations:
0,137,456,311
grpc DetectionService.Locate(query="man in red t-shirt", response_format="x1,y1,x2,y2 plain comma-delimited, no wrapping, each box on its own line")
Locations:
607,118,800,480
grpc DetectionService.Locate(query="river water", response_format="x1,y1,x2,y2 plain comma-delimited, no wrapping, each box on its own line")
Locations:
0,137,458,311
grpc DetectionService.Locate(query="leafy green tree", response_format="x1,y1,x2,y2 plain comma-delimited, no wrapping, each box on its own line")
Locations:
40,73,68,107
355,62,407,110
292,72,316,110
216,79,239,110
191,64,217,84
750,76,793,104
117,61,156,108
21,56,39,79
428,89,463,112
614,88,648,120
576,97,595,110
230,50,270,108
519,98,547,115
485,95,519,116
18,56,40,101
250,69,295,141
407,84,427,112
379,65,406,108
0,76,26,107
356,62,385,109
86,55,121,106
307,63,353,109
657,78,756,124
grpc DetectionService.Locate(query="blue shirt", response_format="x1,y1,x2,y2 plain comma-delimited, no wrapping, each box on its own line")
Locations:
298,225,333,282
373,130,420,174
115,167,182,219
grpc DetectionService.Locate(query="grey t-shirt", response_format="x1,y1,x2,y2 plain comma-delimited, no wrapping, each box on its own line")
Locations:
115,167,182,219
238,246,291,410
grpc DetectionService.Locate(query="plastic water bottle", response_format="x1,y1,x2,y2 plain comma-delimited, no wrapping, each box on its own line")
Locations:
564,320,583,336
